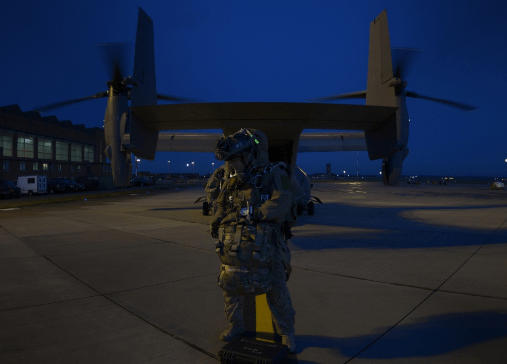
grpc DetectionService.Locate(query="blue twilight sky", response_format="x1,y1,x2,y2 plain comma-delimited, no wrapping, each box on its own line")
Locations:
1,0,506,176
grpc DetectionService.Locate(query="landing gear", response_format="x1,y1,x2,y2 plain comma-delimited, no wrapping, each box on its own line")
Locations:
308,201,315,216
297,198,321,216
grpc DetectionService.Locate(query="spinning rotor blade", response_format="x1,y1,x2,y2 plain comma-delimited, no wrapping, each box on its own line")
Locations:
96,42,131,80
36,91,108,111
157,94,198,103
392,47,421,79
307,90,367,103
405,91,477,111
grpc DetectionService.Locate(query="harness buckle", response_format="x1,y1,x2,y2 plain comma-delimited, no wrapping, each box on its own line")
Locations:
253,174,263,188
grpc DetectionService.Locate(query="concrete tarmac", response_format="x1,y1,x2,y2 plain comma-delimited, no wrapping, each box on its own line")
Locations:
1,182,507,363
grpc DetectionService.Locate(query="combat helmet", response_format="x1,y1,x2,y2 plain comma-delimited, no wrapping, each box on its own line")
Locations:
214,128,265,164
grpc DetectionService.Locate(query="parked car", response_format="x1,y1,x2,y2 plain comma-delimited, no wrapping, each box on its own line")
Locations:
0,180,21,199
57,178,79,192
47,178,73,194
74,176,100,191
131,177,152,186
66,179,81,192
74,180,86,191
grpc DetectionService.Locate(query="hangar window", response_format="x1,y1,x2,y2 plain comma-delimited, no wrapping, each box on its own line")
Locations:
71,144,82,162
20,161,26,171
2,161,9,170
38,139,53,159
17,136,34,158
33,162,39,171
42,163,48,171
56,141,68,161
84,145,94,163
0,132,13,157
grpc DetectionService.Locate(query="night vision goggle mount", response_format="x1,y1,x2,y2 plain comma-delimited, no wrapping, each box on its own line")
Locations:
214,128,260,161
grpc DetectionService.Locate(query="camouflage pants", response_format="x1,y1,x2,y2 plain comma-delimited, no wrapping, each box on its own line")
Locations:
222,259,295,335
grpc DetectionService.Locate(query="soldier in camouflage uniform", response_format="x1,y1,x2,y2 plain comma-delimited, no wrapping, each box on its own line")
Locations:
204,165,226,217
210,128,296,352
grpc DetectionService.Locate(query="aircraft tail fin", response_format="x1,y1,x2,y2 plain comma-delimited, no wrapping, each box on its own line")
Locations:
365,10,396,107
364,10,407,185
128,7,159,160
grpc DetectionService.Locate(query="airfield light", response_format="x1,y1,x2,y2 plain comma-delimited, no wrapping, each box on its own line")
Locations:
135,158,140,176
167,161,171,174
212,162,215,172
186,163,189,167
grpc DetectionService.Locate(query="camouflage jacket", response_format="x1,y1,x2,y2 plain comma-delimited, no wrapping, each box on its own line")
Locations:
210,163,292,227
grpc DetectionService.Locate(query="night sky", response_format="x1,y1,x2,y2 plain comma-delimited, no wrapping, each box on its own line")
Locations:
1,0,505,176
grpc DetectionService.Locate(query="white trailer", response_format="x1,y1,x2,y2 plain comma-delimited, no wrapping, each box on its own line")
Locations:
17,175,47,195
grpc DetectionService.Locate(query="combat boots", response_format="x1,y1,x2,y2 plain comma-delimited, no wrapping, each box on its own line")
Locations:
221,292,245,341
219,324,245,342
282,335,296,353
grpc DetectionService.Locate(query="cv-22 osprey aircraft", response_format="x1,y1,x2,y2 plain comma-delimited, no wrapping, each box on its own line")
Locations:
41,8,474,213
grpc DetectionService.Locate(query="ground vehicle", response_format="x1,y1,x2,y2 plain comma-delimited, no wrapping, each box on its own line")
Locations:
310,173,336,180
74,180,86,191
66,179,81,192
74,176,100,191
0,180,21,198
55,178,79,192
131,177,152,186
47,178,73,194
407,176,421,185
16,175,47,195
491,181,505,190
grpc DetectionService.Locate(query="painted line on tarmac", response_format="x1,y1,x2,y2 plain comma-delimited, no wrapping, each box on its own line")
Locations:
255,294,276,342
1,207,20,211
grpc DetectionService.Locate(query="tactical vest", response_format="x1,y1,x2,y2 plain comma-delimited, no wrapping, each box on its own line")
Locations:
215,162,292,295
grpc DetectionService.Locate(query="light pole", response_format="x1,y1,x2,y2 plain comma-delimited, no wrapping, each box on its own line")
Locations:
192,161,195,174
136,158,141,176
167,161,171,177
212,162,215,172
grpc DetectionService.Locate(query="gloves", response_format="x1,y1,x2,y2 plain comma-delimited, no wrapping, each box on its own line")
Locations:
211,221,220,239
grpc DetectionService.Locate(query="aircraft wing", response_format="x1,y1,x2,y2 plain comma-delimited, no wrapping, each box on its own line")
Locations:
129,102,397,139
122,131,367,153
298,132,366,152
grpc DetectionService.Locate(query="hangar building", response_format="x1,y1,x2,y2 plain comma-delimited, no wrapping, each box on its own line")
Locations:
0,104,111,182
